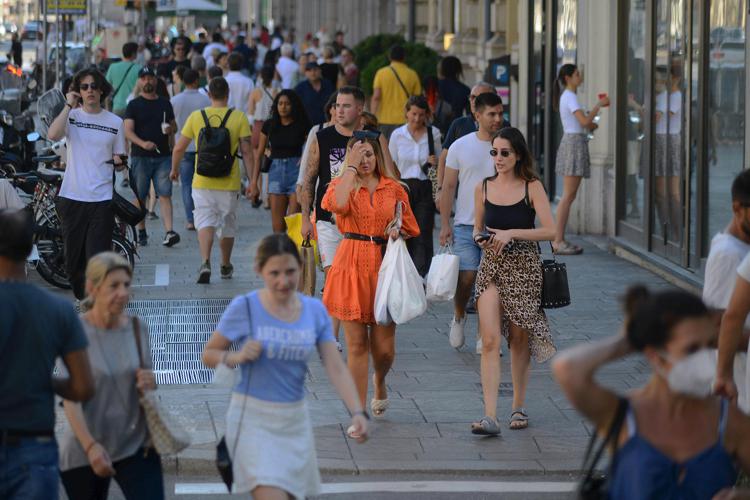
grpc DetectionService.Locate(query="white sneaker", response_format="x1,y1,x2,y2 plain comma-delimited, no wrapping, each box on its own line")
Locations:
449,316,466,349
476,337,483,354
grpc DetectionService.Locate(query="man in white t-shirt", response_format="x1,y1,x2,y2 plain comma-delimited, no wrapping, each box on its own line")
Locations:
47,68,127,299
439,92,504,351
712,170,750,412
225,52,254,120
276,43,300,90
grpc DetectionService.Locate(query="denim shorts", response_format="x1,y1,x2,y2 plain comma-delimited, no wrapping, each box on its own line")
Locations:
130,156,173,198
268,157,300,196
453,224,482,271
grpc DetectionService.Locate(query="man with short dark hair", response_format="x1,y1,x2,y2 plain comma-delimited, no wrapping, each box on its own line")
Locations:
124,67,179,247
158,35,191,83
47,68,127,299
295,61,334,125
436,82,508,206
439,92,505,352
0,208,94,500
105,42,141,117
706,170,750,412
170,77,254,284
225,52,254,120
371,45,421,139
171,69,211,230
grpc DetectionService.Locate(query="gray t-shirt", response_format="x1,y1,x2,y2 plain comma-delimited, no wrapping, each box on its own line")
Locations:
171,89,211,153
58,316,153,471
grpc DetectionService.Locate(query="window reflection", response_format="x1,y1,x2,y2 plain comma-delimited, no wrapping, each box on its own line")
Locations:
625,3,647,222
707,0,746,244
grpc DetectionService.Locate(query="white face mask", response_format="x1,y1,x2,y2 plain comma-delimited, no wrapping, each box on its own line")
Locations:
661,349,716,398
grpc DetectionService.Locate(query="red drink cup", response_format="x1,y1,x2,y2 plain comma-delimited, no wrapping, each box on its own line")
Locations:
598,93,609,107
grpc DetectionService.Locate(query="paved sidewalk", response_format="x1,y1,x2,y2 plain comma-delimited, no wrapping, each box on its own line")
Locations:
40,187,673,477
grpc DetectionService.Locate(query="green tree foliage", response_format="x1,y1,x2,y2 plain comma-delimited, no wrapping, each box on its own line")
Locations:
353,34,441,95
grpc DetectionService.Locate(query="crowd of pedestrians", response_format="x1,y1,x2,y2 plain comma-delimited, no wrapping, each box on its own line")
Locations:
6,22,750,500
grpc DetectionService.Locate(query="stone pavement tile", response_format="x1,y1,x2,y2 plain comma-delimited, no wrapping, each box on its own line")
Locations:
316,458,358,474
349,437,422,461
534,436,592,455
366,422,441,439
314,424,347,438
313,436,352,460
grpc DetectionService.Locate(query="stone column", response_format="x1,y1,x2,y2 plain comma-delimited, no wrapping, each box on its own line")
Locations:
568,0,617,237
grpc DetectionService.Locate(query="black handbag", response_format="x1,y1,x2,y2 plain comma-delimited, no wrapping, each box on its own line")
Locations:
541,242,571,308
260,153,273,174
579,398,628,500
216,296,253,492
111,171,146,226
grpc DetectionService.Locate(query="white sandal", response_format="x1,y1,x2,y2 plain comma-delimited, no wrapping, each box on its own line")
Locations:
346,425,361,439
370,398,390,417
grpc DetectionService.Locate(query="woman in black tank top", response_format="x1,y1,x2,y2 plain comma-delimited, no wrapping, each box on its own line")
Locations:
468,128,557,436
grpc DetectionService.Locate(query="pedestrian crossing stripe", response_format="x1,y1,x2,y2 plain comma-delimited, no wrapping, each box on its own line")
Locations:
174,480,578,495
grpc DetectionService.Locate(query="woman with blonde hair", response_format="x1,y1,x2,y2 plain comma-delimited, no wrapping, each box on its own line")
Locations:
59,252,163,499
321,136,419,436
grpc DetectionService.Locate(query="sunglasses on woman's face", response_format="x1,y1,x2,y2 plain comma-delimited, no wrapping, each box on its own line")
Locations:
489,149,513,158
79,83,99,91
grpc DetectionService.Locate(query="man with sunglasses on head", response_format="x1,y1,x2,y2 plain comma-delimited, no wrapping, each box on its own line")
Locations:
439,92,505,353
47,68,127,300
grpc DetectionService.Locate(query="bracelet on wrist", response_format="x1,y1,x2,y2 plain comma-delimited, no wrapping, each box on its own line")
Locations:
346,166,358,175
65,102,73,109
85,441,98,454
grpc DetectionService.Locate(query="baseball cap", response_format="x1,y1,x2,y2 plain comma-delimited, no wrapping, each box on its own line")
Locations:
138,67,156,78
305,61,320,71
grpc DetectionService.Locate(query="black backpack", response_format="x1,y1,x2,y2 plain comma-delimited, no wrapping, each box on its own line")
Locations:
196,108,235,178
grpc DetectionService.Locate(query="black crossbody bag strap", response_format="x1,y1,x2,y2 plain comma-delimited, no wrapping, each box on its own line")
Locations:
427,126,435,156
112,63,136,101
231,296,254,458
389,66,411,98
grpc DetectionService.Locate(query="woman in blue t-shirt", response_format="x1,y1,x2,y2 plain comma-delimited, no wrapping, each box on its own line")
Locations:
202,234,368,499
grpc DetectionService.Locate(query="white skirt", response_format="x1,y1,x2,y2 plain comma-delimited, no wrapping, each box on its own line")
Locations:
225,393,321,498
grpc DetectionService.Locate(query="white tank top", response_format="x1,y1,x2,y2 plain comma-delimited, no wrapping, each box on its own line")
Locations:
254,86,275,121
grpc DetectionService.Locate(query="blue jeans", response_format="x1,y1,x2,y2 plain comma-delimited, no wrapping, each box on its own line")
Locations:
268,157,300,195
0,437,58,500
453,224,482,271
179,152,196,224
130,156,173,199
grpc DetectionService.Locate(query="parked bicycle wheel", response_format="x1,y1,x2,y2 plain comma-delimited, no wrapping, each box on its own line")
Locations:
112,234,135,268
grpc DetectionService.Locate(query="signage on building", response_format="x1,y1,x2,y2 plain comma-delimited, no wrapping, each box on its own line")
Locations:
46,0,87,15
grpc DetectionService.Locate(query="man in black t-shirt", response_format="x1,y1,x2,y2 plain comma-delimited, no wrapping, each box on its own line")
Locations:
124,67,179,247
158,36,192,83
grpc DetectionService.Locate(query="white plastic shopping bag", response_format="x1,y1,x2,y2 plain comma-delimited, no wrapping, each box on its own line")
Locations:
374,239,397,325
425,246,460,302
384,237,427,324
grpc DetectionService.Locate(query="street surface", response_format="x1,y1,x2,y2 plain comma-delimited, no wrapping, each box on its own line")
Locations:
36,177,673,498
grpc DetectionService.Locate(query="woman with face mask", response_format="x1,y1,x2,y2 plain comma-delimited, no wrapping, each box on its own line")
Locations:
553,285,750,499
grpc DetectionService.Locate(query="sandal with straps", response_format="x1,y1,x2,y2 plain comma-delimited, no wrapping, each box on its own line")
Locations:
471,416,501,436
370,398,390,417
509,408,529,430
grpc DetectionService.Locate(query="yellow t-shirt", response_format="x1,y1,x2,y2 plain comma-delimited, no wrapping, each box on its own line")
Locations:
181,106,251,191
373,61,422,125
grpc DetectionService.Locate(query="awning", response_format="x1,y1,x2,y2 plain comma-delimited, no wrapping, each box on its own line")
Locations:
156,0,225,16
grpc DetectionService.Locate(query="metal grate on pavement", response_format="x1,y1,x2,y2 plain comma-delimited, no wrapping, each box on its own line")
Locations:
127,298,230,385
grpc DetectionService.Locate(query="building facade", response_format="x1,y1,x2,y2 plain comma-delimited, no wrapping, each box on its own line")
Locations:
391,0,746,286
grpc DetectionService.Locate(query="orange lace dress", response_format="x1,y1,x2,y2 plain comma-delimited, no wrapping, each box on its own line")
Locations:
321,176,420,323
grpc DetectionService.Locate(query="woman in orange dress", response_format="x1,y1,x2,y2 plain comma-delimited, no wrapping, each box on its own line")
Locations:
322,135,419,435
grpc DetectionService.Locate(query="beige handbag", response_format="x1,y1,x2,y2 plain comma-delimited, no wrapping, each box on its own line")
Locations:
299,236,317,296
133,318,190,455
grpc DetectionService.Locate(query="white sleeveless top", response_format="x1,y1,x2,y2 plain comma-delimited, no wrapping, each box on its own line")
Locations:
254,86,275,122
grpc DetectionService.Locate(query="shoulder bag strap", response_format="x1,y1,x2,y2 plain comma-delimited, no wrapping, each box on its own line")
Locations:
426,126,435,157
581,397,629,478
389,66,410,99
482,178,488,203
132,316,145,369
231,296,254,458
262,87,274,101
113,63,136,101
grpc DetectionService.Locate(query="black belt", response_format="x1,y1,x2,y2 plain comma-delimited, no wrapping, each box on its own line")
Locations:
1,429,54,446
343,232,387,245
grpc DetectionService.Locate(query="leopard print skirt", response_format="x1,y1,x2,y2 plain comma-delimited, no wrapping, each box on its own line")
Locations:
475,240,557,363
